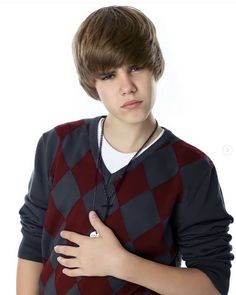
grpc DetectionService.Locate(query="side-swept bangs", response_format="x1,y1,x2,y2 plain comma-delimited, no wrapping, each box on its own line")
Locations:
72,6,165,100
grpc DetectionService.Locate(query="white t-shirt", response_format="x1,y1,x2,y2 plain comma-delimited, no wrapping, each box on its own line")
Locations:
97,118,165,173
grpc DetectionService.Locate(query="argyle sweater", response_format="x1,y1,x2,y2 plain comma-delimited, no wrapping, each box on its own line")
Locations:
18,115,234,295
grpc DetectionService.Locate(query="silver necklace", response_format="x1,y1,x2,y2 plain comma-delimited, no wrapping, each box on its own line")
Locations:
90,117,158,238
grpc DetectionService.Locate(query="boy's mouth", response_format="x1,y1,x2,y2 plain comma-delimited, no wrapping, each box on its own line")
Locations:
121,100,143,109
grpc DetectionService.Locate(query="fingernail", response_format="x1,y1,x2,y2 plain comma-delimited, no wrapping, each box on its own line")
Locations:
90,211,96,217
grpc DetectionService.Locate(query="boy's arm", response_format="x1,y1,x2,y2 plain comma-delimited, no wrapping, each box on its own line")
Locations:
115,251,220,295
116,252,220,295
16,258,43,295
17,130,58,292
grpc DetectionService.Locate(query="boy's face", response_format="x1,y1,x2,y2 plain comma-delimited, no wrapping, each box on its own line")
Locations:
94,65,157,124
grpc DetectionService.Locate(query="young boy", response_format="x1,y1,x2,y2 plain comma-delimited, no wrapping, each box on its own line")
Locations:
16,5,233,295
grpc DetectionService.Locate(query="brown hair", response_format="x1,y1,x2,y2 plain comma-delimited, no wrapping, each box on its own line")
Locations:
72,5,165,100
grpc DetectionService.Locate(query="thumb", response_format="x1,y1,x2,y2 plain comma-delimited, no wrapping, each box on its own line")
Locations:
89,211,107,235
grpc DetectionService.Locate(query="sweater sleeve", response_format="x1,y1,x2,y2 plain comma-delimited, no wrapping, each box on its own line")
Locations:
17,129,58,262
174,158,234,295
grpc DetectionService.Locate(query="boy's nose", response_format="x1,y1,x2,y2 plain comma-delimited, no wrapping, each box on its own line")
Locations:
119,73,137,95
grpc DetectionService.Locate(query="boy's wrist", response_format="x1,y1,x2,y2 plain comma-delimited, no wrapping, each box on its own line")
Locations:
111,248,144,282
111,248,132,279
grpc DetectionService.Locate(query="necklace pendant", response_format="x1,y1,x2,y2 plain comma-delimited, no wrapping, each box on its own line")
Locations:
89,230,100,238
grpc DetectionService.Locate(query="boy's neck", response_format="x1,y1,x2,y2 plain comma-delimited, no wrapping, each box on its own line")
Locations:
103,114,162,153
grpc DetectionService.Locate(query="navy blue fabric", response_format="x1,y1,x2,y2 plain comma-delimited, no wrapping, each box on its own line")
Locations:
18,116,234,294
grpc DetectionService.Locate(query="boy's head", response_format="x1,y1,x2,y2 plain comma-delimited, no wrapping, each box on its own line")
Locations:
72,5,165,100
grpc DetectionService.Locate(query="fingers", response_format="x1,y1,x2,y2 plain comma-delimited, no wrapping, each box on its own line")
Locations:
62,267,82,277
57,256,80,268
54,245,78,257
60,230,85,245
58,257,83,277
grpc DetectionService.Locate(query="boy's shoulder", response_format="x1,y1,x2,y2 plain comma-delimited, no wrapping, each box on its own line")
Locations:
174,138,213,168
42,116,100,142
165,128,214,170
53,117,87,141
37,117,100,158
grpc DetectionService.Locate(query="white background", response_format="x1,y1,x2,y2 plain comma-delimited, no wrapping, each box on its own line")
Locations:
0,0,235,293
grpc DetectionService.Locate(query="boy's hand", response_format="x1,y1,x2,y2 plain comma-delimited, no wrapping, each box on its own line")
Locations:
54,211,127,277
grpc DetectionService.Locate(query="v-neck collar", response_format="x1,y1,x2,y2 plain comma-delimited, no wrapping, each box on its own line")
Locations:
89,115,175,183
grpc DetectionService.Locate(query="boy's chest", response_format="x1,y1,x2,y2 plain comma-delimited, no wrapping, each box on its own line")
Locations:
43,144,181,261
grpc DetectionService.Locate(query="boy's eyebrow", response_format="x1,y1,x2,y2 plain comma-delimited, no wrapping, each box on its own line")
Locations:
97,65,137,76
98,69,116,76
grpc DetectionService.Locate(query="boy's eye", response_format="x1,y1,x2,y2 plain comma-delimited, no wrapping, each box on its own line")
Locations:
100,65,142,81
130,65,141,72
130,65,143,72
102,74,114,81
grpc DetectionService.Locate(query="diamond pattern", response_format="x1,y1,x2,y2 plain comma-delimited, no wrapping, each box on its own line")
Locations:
18,116,231,294
55,119,85,141
44,197,65,238
52,170,80,218
39,119,192,294
55,264,77,295
71,150,103,197
173,140,205,167
133,223,166,259
152,172,183,221
117,164,149,205
44,272,57,295
65,198,91,234
144,145,178,190
106,209,130,245
62,123,89,169
40,259,54,288
121,191,160,241
51,145,70,188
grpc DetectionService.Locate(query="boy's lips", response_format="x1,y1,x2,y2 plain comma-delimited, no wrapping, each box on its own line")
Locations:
121,100,143,108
